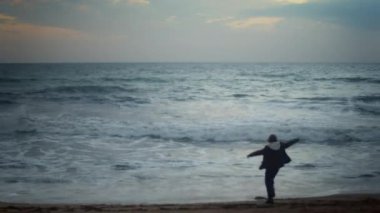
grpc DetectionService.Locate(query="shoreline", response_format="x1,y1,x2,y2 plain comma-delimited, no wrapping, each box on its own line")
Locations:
1,193,379,213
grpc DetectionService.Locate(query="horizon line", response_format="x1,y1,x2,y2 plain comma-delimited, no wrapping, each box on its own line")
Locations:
1,61,380,64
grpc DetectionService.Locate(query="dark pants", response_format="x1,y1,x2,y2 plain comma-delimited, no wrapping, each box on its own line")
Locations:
265,167,280,199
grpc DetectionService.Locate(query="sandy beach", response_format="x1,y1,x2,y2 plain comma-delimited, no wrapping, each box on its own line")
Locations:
1,194,379,213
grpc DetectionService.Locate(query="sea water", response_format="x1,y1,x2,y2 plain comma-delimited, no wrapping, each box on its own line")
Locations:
0,63,379,204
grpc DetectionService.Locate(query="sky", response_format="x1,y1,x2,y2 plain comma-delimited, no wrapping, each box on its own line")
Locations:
0,0,379,63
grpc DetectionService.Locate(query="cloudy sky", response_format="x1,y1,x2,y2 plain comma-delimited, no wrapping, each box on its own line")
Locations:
0,0,379,63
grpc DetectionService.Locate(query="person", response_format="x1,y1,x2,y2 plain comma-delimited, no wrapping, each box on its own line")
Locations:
247,134,299,204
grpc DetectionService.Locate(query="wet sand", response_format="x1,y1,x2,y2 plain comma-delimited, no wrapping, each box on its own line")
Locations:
0,194,379,213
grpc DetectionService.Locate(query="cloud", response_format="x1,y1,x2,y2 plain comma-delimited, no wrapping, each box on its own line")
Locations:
0,13,16,22
75,4,90,12
0,12,130,62
226,17,283,29
0,13,87,40
1,0,58,6
246,0,380,30
108,0,149,6
165,16,177,23
276,0,308,4
0,22,87,40
206,16,234,24
0,0,24,6
9,0,23,6
205,16,283,29
128,0,150,5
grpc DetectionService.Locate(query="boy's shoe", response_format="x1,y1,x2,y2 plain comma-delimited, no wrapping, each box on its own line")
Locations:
265,198,274,204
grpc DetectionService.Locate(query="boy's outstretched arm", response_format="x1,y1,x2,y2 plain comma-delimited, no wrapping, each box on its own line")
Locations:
283,138,300,149
247,149,264,158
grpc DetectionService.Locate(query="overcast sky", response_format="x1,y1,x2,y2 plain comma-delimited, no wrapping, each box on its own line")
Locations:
0,0,379,63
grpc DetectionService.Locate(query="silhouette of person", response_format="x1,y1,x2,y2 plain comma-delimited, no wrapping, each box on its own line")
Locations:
247,134,299,204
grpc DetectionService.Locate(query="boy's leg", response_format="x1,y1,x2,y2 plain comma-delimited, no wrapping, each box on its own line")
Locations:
265,168,279,202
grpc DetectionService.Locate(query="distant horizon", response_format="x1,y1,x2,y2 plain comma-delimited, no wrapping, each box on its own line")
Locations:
1,61,380,64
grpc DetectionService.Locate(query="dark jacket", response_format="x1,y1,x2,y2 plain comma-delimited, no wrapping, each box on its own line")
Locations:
259,143,291,169
247,139,299,170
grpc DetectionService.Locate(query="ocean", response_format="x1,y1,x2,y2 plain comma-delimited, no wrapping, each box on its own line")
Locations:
0,63,379,204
